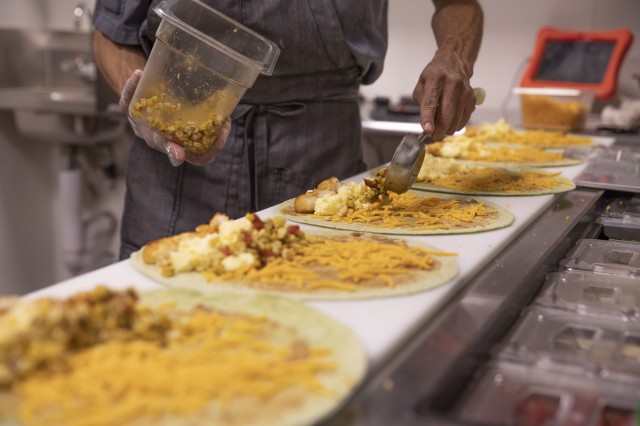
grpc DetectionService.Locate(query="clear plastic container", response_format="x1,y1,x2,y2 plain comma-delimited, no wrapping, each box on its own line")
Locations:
560,239,640,278
597,195,640,241
537,271,640,320
513,87,594,132
129,0,280,153
457,361,640,426
497,306,640,381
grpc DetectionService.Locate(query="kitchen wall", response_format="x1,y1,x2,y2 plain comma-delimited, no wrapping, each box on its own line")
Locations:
0,0,638,295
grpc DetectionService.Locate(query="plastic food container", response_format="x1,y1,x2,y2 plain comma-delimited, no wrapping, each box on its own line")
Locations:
513,87,594,132
497,305,640,381
537,271,640,321
560,239,640,278
129,0,280,153
457,361,640,426
597,195,640,241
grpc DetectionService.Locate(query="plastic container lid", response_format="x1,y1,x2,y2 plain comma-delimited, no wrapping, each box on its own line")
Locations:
560,239,640,278
154,0,280,75
537,271,640,320
497,306,640,381
513,87,585,97
458,360,640,426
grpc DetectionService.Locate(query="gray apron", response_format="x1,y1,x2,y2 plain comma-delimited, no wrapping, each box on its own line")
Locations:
120,0,366,259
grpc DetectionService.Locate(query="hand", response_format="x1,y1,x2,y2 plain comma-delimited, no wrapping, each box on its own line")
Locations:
119,70,231,167
412,49,477,141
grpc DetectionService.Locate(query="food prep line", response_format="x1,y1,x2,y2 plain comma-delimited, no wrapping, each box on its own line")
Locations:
323,186,603,426
325,143,640,425
25,162,588,363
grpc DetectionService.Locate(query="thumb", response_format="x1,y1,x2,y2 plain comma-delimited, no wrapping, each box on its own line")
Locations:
119,69,143,112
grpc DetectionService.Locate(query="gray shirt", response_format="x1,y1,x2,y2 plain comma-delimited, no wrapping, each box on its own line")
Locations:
93,0,388,85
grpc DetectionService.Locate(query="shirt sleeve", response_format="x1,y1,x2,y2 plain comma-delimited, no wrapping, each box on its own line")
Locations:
93,0,149,46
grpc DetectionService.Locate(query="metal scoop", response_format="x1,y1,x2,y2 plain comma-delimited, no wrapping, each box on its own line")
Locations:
384,87,486,194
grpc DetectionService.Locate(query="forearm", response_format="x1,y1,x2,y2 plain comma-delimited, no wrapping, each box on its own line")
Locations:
93,29,147,95
431,0,483,78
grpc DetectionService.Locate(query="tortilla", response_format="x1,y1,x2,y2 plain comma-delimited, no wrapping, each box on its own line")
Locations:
413,163,576,196
0,288,366,426
427,139,582,168
131,230,458,301
278,192,514,236
465,119,597,148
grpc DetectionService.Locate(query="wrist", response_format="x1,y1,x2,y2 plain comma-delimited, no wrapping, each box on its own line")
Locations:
433,41,474,78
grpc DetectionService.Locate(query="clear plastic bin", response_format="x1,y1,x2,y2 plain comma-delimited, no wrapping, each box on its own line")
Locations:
513,87,594,132
497,305,640,381
129,0,280,153
537,271,640,320
457,361,640,426
560,239,640,278
597,196,640,241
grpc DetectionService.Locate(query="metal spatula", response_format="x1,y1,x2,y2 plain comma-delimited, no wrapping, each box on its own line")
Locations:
384,87,486,194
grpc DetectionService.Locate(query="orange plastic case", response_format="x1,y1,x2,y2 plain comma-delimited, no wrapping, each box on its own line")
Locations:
520,27,633,100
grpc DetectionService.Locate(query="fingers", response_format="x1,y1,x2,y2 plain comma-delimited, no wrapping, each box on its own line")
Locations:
442,83,475,136
415,76,476,141
437,81,463,139
124,71,231,168
413,52,480,141
134,116,230,167
119,69,143,113
133,123,185,167
414,78,441,137
165,142,185,167
184,119,231,166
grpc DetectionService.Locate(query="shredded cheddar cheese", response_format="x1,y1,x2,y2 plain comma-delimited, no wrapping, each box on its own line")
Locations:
466,118,593,147
208,237,456,292
421,167,569,193
428,138,570,164
15,309,335,426
315,192,494,231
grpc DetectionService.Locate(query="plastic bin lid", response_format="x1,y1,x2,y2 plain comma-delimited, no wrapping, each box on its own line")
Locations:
154,0,280,75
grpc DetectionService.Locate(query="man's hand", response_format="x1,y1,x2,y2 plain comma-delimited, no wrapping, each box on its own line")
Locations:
414,0,483,141
412,51,476,141
120,70,231,167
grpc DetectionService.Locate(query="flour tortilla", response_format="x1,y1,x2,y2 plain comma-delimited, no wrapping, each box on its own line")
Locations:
277,193,514,236
0,289,367,426
130,230,458,301
412,165,576,196
430,143,582,168
483,137,597,149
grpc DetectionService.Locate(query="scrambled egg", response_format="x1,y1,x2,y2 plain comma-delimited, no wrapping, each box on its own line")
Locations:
315,182,378,216
169,218,258,273
170,233,219,273
438,137,492,158
161,214,302,276
218,217,252,245
417,154,472,181
473,118,513,140
222,252,256,271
